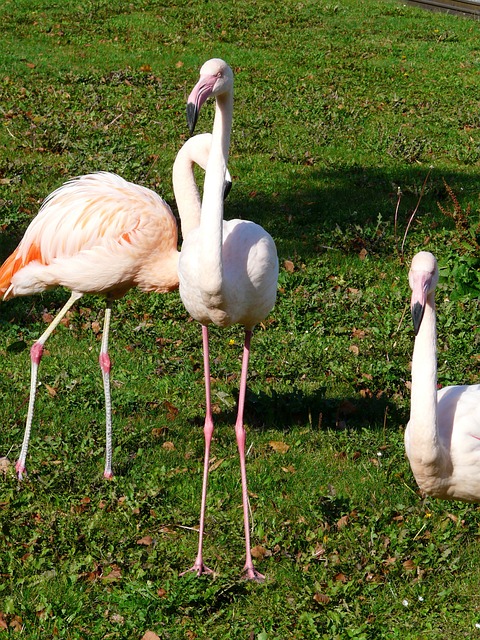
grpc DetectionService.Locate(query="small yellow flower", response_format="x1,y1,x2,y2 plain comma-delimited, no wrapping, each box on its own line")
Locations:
228,339,235,346
425,512,432,518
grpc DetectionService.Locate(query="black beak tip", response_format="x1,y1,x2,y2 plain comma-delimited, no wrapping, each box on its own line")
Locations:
186,102,198,135
411,301,425,336
223,179,232,200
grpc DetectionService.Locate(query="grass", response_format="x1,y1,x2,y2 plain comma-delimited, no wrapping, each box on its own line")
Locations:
1,0,480,637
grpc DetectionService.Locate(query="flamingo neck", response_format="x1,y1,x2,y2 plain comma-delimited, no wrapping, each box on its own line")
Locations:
409,292,441,457
173,151,201,240
200,91,233,295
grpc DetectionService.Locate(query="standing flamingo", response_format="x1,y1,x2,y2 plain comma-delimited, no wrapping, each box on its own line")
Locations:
178,59,279,581
405,251,480,501
1,133,231,480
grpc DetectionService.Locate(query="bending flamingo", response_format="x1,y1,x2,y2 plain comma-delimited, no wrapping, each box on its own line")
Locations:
405,251,480,501
178,59,279,581
1,133,230,480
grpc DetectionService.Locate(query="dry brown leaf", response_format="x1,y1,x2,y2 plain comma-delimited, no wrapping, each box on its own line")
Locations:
102,565,122,581
164,400,179,420
175,61,184,68
359,248,368,260
269,440,290,454
137,535,153,546
157,588,167,598
142,632,161,640
0,458,11,476
336,515,349,530
284,259,295,273
403,559,415,571
334,572,347,583
352,328,366,339
349,345,359,356
162,441,175,451
45,384,57,397
91,321,101,334
313,592,331,604
209,458,224,472
251,545,269,560
139,64,152,72
281,465,296,473
9,616,22,631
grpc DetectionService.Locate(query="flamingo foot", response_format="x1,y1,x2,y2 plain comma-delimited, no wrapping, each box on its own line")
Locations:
15,460,26,481
242,566,265,582
103,470,114,480
180,560,215,578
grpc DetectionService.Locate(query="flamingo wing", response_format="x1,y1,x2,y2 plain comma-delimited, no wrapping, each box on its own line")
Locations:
0,172,176,298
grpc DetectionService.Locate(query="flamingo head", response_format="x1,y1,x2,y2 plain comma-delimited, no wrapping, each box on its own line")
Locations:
187,58,234,134
408,251,439,335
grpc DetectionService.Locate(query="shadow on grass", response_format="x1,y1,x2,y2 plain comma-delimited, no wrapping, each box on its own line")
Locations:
187,385,406,434
225,163,479,259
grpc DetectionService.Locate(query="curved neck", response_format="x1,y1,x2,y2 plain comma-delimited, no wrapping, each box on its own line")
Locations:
173,135,214,240
409,292,440,452
200,91,233,294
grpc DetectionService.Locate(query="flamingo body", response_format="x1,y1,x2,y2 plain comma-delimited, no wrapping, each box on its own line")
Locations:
405,251,480,502
1,172,179,300
179,218,278,328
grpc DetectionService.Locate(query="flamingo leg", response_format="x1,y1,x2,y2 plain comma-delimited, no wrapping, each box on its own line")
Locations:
236,329,265,582
99,300,114,479
16,291,83,480
181,324,215,577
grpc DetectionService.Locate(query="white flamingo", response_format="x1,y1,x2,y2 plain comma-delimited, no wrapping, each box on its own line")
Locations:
1,133,230,480
405,251,480,501
178,59,279,581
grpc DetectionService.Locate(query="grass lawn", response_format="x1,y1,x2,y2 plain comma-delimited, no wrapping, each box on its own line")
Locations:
1,0,480,638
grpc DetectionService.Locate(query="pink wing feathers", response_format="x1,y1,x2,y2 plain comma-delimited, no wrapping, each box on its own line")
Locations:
0,172,178,299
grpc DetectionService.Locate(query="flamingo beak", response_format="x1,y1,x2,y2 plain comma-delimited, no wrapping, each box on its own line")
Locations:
411,301,425,336
224,169,232,200
410,272,431,336
186,74,218,134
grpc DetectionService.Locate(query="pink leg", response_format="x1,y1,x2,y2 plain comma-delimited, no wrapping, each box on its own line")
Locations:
99,302,114,479
15,291,82,480
236,330,265,582
181,325,215,577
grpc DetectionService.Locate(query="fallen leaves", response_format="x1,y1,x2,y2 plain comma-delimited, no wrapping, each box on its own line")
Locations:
250,545,271,560
0,613,22,631
0,458,11,476
313,592,331,604
269,441,290,454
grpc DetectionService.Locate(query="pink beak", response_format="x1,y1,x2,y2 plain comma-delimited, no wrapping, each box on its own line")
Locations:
186,74,218,134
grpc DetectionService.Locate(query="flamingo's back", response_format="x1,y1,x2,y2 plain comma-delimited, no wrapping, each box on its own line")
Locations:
0,172,179,300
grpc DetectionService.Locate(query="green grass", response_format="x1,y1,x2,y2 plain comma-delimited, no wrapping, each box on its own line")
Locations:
1,0,480,637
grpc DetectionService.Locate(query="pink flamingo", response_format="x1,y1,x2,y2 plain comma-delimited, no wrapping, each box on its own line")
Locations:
1,133,230,480
405,251,480,501
178,59,279,581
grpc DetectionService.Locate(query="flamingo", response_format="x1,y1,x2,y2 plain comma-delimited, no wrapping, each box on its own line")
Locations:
405,251,480,502
178,59,279,581
1,133,231,480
